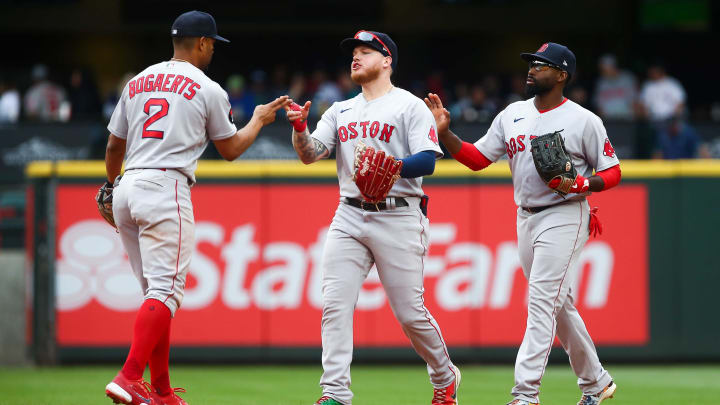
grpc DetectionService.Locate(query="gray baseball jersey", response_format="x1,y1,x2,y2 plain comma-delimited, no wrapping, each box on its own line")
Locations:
311,87,443,197
470,97,617,402
108,60,237,184
473,98,620,207
309,87,456,404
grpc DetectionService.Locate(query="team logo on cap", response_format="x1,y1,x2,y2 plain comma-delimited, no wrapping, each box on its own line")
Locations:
537,43,549,53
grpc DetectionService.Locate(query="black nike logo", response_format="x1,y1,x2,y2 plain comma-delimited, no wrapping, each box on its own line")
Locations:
514,117,524,123
340,108,352,113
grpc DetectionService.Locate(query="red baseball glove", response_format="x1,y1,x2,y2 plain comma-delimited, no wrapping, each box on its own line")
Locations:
352,141,403,204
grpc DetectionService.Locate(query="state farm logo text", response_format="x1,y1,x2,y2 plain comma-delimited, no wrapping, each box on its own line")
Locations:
56,220,614,312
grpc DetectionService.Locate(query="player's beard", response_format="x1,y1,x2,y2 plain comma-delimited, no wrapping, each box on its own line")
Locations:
525,78,553,97
351,64,382,85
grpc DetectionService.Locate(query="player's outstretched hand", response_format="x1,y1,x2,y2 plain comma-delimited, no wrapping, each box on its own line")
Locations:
424,93,451,136
253,95,292,126
285,101,311,132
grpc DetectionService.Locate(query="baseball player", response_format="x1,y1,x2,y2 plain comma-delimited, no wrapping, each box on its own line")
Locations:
285,30,460,405
98,11,290,405
425,43,621,405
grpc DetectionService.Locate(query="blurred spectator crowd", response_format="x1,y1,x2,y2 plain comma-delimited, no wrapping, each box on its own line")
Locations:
1,55,718,159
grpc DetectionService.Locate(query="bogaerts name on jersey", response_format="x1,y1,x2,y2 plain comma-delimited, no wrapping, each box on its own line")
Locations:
128,73,201,100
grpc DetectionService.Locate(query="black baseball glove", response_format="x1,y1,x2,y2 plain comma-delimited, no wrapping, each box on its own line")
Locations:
95,178,118,229
530,131,577,196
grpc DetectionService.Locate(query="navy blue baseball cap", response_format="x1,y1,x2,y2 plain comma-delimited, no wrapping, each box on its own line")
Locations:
340,30,398,71
521,42,575,77
171,11,229,43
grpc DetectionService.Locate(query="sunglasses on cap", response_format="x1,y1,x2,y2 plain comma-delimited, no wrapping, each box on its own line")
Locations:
354,30,392,57
529,60,563,72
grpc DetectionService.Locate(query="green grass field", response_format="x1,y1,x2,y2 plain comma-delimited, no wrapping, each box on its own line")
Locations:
0,364,718,404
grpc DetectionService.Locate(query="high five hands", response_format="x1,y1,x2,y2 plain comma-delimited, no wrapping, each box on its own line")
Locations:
285,101,312,132
424,93,450,136
254,95,294,126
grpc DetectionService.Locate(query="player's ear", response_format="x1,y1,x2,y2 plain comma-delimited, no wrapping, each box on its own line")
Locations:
384,56,392,69
556,70,567,84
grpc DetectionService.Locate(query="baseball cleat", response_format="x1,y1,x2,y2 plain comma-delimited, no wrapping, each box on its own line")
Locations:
577,381,617,405
314,396,343,405
151,387,188,405
432,365,461,404
506,400,539,405
105,371,155,404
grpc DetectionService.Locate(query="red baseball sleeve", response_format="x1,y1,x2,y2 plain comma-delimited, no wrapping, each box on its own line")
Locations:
452,141,492,171
596,164,621,190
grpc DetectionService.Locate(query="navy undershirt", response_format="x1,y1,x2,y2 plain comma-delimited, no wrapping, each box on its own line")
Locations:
399,150,436,178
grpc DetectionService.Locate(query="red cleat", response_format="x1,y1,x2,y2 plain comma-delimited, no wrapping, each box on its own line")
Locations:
152,388,189,405
432,365,461,404
105,372,155,404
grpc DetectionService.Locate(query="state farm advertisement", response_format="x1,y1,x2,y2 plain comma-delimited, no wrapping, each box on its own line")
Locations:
54,184,648,346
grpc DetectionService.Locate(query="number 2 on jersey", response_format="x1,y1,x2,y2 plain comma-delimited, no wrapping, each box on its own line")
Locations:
142,98,169,139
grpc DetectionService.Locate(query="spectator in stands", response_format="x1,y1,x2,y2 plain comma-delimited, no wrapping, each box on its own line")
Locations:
639,62,686,122
312,69,343,118
568,84,589,108
505,74,526,107
593,54,636,121
481,74,502,109
632,102,656,159
449,82,470,119
249,69,270,104
24,64,69,122
68,68,101,121
0,75,20,123
226,74,256,123
287,72,308,104
269,64,289,98
103,72,135,121
459,84,497,123
426,71,448,103
653,118,702,159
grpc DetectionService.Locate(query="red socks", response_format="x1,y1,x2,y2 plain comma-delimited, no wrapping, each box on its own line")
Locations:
150,323,172,396
121,299,171,384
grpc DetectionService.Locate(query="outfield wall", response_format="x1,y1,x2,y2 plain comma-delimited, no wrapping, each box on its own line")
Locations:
26,160,720,364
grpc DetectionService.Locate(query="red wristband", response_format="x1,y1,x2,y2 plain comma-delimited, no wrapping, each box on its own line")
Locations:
289,102,307,132
548,173,589,194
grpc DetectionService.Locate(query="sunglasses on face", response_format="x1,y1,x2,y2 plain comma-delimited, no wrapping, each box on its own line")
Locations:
529,60,562,72
354,30,392,57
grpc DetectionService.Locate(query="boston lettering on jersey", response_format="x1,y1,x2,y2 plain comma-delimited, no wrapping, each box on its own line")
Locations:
337,121,395,143
128,74,201,101
505,130,566,159
505,135,533,159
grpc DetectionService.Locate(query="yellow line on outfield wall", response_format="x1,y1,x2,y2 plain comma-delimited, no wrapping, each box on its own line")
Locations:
25,159,720,179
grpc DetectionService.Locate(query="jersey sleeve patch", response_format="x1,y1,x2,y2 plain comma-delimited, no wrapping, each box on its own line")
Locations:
603,138,615,158
428,126,439,144
228,108,234,124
